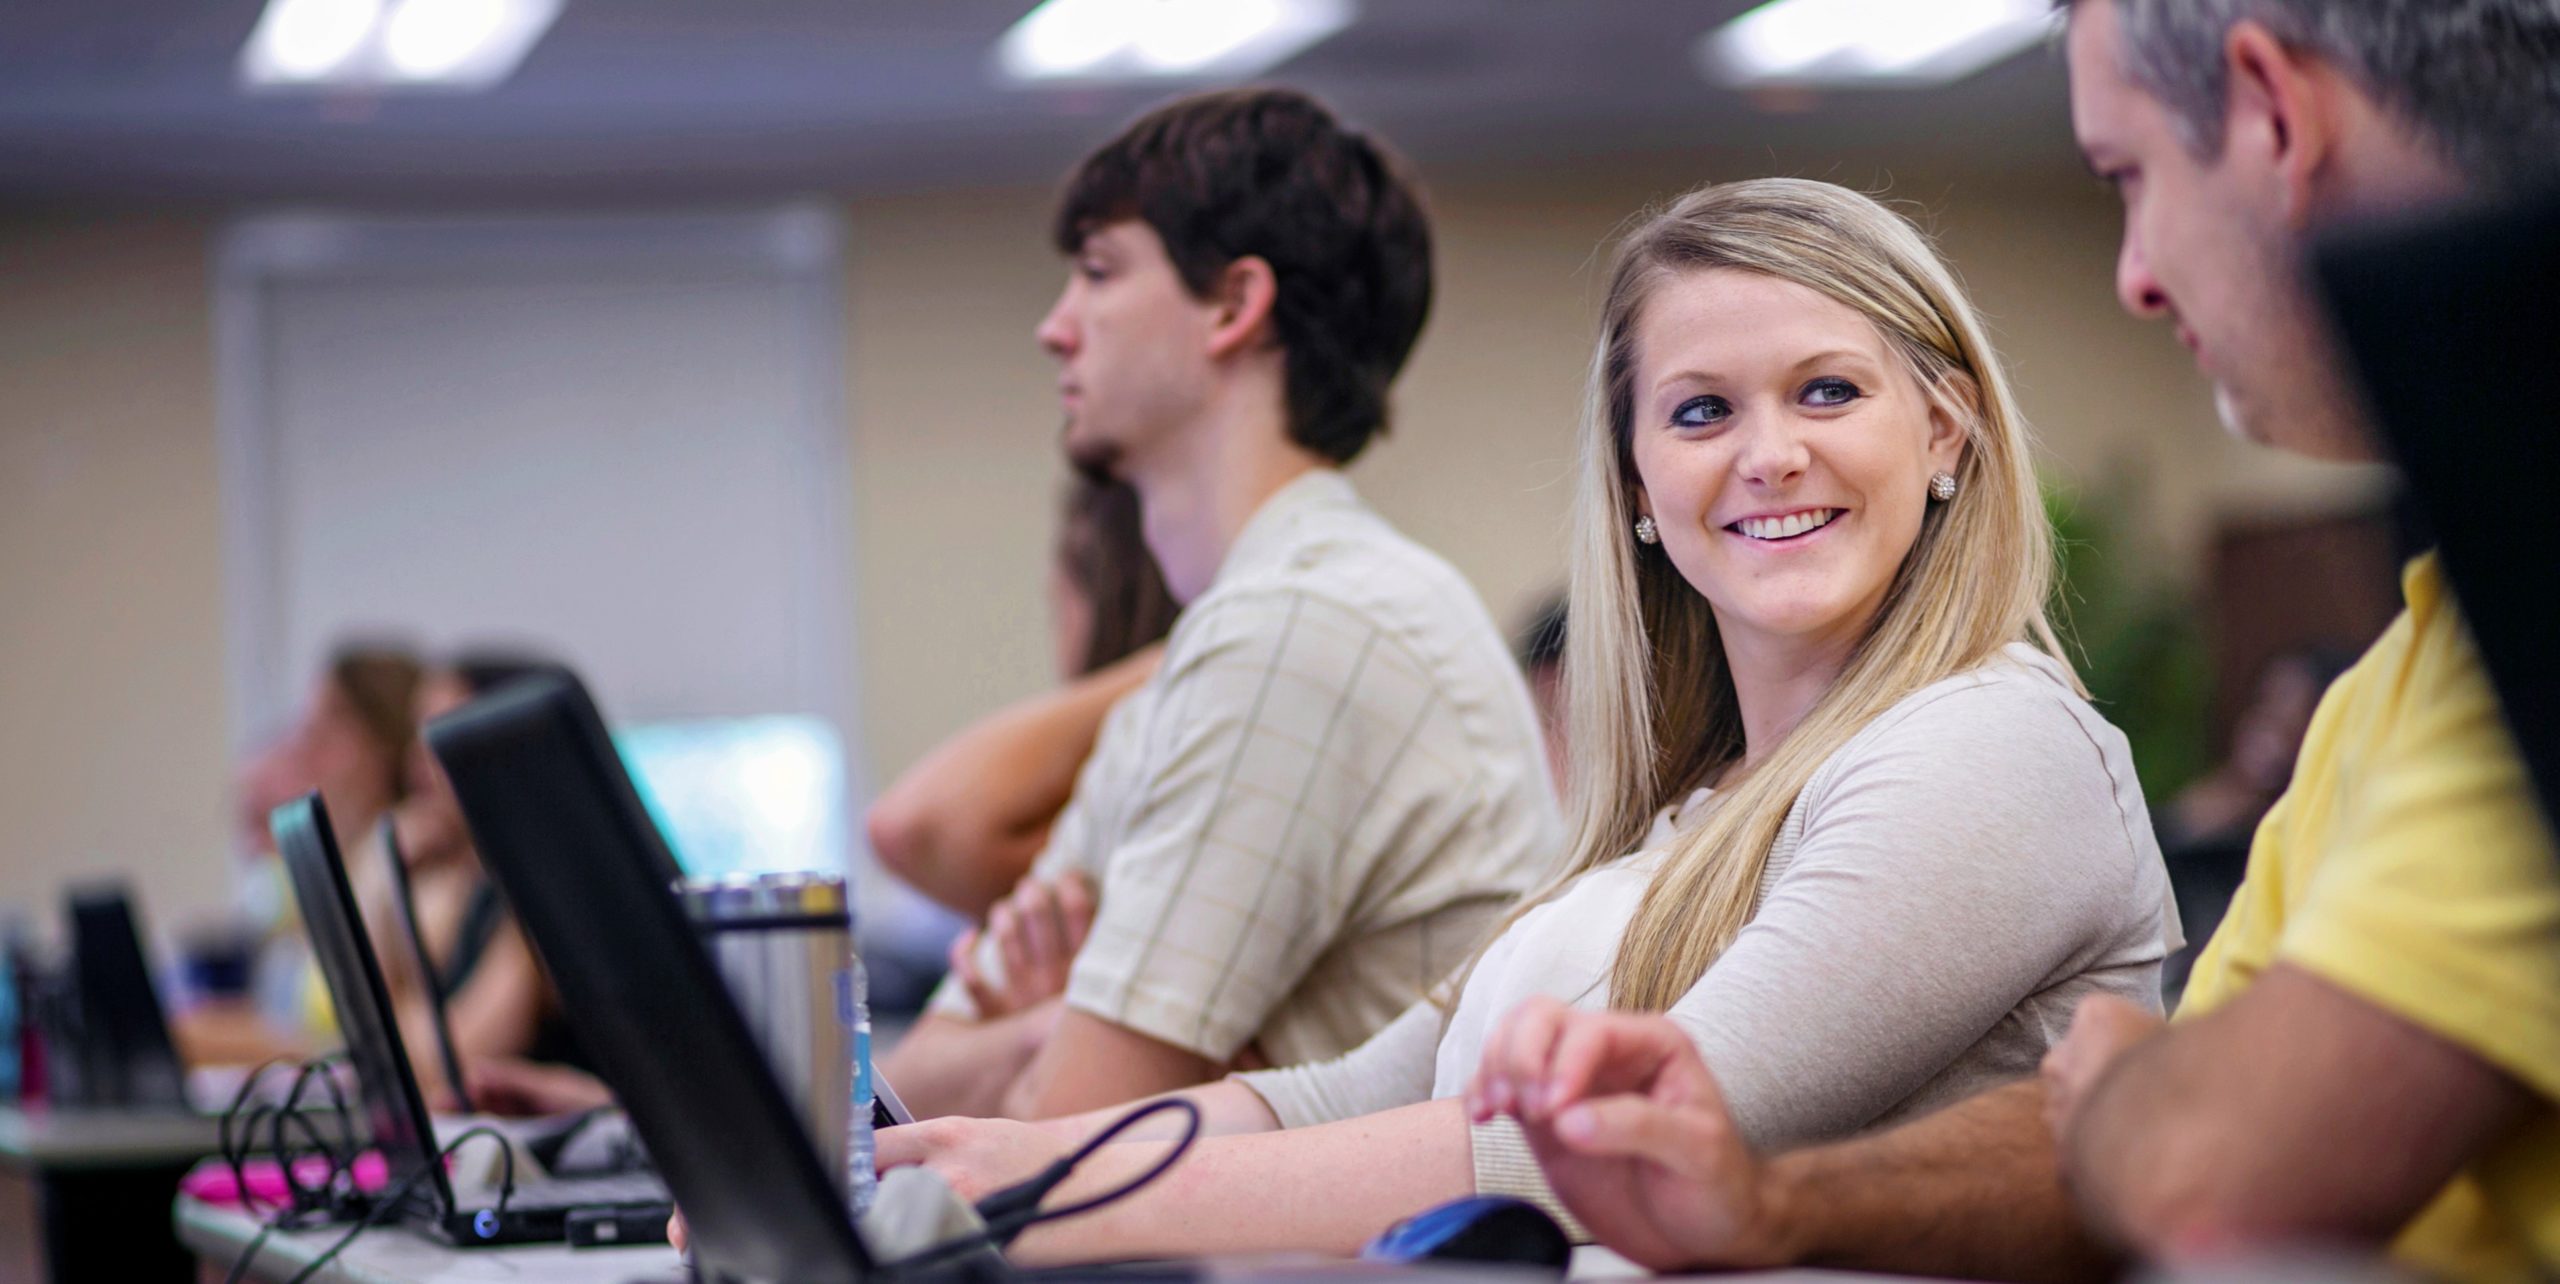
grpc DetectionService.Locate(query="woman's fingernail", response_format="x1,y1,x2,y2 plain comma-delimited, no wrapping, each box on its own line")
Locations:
1558,1105,1595,1143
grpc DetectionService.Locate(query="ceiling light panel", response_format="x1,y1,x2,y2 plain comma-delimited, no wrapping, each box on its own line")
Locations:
1701,0,2058,88
997,0,1355,85
238,0,562,92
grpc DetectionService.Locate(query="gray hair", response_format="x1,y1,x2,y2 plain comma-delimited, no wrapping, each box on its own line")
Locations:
2060,0,2560,188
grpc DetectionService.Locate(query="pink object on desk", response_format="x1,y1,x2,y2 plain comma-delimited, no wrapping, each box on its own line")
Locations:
181,1149,392,1205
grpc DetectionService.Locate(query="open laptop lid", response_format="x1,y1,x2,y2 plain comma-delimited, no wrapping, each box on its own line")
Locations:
2314,189,2560,834
61,884,190,1110
426,673,873,1284
269,794,454,1220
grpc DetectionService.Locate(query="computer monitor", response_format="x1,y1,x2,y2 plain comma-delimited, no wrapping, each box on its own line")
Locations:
427,673,875,1284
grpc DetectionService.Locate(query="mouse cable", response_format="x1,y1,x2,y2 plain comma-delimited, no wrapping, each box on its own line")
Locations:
223,1124,515,1284
883,1097,1203,1280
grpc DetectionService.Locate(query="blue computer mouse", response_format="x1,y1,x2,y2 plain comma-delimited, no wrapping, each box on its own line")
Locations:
1361,1196,1571,1271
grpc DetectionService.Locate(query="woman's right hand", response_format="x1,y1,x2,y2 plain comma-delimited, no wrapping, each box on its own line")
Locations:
1466,997,1793,1272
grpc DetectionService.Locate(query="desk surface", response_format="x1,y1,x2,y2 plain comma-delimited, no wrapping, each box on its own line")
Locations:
0,1103,222,1170
181,1197,1960,1284
178,1197,683,1284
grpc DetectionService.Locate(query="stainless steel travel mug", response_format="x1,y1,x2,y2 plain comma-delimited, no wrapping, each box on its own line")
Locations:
678,871,852,1195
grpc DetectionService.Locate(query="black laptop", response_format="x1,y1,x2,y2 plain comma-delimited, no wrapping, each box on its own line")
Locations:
45,885,191,1111
269,793,672,1246
427,673,887,1283
2313,187,2560,831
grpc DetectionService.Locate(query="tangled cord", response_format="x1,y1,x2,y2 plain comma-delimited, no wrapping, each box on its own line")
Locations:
216,1053,515,1284
883,1097,1203,1279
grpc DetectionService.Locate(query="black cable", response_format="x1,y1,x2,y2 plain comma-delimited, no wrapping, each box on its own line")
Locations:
276,1126,516,1284
883,1098,1203,1278
219,1221,278,1284
274,1058,354,1214
218,1057,295,1214
215,1050,424,1284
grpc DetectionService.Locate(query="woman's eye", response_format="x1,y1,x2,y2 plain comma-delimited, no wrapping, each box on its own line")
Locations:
1078,260,1109,281
1801,377,1862,407
1670,395,1730,429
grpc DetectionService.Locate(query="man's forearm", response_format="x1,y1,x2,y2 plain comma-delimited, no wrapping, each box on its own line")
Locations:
882,1010,1049,1120
1767,1079,2119,1283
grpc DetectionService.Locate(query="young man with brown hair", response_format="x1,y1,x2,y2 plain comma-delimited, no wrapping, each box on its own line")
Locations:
884,87,1562,1123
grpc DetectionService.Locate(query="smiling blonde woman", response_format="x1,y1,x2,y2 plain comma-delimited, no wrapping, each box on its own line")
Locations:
875,178,2182,1263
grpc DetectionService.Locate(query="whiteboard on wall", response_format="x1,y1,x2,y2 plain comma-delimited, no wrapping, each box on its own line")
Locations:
214,206,864,819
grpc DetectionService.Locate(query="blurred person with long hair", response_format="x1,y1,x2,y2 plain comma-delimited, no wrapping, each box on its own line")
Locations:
356,651,591,1098
867,475,1178,921
182,643,424,1065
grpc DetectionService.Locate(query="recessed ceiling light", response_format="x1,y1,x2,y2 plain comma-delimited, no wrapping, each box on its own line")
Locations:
996,0,1355,85
241,0,384,85
381,0,561,87
237,0,560,91
1701,0,2058,88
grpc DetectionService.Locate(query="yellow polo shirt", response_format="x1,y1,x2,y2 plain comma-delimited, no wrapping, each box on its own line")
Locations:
2182,554,2560,1281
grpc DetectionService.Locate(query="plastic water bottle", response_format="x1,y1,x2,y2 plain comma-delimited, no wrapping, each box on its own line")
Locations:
847,947,876,1214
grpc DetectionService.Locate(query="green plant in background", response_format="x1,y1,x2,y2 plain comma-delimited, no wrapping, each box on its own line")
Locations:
2045,481,2216,804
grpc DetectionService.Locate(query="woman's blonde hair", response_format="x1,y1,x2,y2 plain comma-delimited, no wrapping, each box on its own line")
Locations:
1527,178,2072,1012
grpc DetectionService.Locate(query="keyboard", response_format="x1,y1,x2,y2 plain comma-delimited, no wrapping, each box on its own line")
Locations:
500,1170,671,1212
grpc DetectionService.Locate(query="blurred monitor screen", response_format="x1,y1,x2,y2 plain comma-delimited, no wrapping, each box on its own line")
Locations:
613,716,848,879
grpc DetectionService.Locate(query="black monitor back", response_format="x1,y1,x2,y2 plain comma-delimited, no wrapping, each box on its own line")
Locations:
2315,190,2560,835
425,673,871,1284
59,885,189,1110
270,795,450,1217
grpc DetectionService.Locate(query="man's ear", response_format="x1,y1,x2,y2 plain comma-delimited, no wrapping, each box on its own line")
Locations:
1205,255,1279,359
2224,20,2334,228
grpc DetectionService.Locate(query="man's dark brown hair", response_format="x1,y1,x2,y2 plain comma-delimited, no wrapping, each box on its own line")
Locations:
1052,87,1435,466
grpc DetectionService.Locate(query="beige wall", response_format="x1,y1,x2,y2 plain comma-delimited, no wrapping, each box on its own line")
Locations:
0,211,233,937
0,165,2390,929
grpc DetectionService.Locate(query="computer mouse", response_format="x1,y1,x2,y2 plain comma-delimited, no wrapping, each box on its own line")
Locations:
1360,1196,1570,1271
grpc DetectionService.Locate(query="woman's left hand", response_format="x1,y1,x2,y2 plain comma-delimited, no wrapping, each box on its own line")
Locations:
878,1114,1074,1204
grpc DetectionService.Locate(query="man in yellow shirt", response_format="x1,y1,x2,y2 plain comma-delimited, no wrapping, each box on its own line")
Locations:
1462,1,2560,1278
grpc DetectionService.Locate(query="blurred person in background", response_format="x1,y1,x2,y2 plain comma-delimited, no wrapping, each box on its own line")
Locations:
1516,592,1569,792
178,642,423,1065
2157,645,2353,993
879,86,1562,1122
233,643,423,863
1473,2,2560,1279
358,651,591,1101
867,474,1178,921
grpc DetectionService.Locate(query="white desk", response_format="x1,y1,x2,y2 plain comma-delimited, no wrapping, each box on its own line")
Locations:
177,1197,684,1284
179,1196,1961,1284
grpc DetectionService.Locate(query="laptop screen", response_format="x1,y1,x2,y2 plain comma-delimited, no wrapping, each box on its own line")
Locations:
428,673,873,1284
270,794,451,1219
62,886,189,1110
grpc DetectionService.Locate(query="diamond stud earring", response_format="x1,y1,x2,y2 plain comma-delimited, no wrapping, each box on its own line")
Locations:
1634,515,1659,545
1929,472,1958,502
